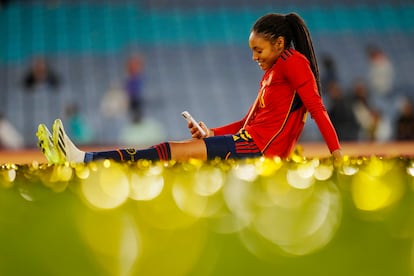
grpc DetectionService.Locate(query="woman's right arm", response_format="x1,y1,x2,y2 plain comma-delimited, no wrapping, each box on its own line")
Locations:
188,118,244,138
211,120,244,136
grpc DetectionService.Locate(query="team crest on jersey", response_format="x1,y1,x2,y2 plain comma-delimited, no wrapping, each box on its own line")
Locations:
259,71,273,108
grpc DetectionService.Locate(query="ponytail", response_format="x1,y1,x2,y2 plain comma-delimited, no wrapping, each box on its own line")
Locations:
285,13,321,94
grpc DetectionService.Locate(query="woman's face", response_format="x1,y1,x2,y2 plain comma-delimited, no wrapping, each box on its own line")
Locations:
249,31,284,71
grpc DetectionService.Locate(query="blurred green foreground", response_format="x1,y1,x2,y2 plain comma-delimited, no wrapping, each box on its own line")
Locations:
1,156,414,276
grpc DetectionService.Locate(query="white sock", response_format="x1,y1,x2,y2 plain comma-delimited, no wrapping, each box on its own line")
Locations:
65,135,85,163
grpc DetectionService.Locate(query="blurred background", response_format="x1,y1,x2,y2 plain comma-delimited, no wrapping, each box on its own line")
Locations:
1,0,414,149
1,2,414,275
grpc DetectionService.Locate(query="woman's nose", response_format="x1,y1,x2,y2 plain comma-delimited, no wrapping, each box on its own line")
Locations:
252,53,258,61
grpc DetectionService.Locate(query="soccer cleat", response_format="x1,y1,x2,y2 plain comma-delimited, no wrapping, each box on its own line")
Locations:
36,123,61,164
52,118,85,163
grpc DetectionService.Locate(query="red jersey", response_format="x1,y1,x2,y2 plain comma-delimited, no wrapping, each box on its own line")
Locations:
212,49,340,158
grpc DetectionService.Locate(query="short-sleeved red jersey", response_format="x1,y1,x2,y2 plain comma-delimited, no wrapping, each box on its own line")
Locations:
212,49,340,158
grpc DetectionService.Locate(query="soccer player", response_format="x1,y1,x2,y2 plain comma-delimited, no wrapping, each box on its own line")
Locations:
37,13,342,164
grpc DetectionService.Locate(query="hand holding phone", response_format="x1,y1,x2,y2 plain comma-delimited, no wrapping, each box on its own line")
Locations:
181,111,206,137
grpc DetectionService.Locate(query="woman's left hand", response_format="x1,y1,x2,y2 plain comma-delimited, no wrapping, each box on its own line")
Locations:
189,121,211,139
332,149,343,168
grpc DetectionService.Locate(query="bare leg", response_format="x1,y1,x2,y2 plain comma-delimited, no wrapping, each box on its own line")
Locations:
169,139,207,161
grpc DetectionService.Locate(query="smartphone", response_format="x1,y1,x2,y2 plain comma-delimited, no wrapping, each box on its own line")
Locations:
181,111,206,136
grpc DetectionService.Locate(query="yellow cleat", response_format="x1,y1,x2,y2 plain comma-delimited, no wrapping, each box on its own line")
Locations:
36,123,61,164
52,118,69,163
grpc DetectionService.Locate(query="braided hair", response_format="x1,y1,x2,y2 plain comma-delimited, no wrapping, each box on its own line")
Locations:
252,13,321,94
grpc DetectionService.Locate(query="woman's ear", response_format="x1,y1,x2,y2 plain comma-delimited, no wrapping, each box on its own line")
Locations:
275,36,285,49
272,36,285,53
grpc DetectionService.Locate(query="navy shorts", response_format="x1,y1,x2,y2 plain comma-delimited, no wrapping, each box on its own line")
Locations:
203,130,263,160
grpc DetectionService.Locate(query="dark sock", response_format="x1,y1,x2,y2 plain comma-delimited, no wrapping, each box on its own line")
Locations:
84,142,171,162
